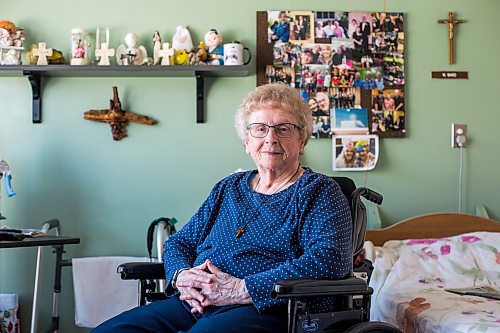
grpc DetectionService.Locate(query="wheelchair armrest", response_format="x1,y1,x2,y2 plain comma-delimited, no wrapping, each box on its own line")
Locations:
271,276,372,299
146,292,168,302
118,262,165,280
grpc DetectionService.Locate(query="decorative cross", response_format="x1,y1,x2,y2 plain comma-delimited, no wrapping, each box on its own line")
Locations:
438,12,465,64
32,42,53,66
159,43,174,66
84,86,157,141
95,43,115,66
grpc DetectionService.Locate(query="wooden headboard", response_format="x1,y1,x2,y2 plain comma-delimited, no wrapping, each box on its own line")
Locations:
366,213,500,246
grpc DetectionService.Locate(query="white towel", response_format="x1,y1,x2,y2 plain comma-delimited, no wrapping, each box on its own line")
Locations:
0,293,18,311
72,256,156,328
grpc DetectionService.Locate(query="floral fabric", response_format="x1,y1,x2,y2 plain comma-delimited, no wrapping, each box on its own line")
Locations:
0,294,20,333
369,231,500,333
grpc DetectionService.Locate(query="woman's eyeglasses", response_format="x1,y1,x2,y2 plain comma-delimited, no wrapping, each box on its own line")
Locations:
246,123,302,138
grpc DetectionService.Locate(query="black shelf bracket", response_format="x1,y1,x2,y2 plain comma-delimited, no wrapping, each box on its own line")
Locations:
25,72,42,123
0,65,249,124
195,71,205,123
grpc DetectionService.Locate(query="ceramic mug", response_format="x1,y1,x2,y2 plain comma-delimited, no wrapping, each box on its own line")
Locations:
223,42,251,65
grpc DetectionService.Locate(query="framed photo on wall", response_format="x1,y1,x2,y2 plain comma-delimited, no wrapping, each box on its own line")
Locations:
288,11,315,44
257,11,406,138
333,134,379,171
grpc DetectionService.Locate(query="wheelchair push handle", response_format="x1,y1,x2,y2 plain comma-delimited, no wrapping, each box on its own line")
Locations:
355,187,383,205
147,217,178,260
41,218,61,235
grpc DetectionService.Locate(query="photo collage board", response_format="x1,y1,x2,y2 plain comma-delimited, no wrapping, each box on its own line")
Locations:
256,11,405,171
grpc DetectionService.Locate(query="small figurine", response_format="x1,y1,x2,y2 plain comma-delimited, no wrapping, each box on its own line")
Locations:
32,42,53,66
2,49,18,65
153,31,162,65
115,33,148,65
158,43,174,66
70,28,91,65
0,20,16,47
173,49,189,65
172,26,193,52
0,28,12,47
12,29,25,48
204,29,223,65
188,41,208,65
73,39,85,58
0,20,25,65
25,44,65,65
95,43,115,66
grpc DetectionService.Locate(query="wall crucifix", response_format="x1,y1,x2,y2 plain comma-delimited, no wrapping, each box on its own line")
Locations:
438,12,465,64
84,86,157,141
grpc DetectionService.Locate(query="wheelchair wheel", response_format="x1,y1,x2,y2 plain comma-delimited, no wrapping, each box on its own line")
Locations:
344,321,402,333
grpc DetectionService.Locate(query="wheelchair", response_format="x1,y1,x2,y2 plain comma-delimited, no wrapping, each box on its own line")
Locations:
118,177,401,333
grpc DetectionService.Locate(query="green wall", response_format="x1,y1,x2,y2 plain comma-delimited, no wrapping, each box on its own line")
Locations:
1,0,499,331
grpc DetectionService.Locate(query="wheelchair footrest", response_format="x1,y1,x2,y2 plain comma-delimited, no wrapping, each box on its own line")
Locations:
118,262,165,280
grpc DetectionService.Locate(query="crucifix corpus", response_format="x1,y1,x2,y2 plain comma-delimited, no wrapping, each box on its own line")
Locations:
84,86,157,141
438,12,465,64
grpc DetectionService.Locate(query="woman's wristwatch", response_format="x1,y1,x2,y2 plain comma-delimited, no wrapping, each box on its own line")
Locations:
171,268,190,289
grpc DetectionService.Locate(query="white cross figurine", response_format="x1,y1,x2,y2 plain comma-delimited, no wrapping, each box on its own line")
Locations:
95,43,115,66
159,43,174,66
32,42,53,66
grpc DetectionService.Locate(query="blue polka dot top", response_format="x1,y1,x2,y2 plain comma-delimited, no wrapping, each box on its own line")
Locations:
163,168,353,312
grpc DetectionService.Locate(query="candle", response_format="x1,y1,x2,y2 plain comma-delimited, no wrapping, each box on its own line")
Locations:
96,28,100,50
106,28,110,45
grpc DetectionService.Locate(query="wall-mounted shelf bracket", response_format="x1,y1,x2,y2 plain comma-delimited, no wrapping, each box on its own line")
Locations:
25,72,42,123
195,71,205,123
0,65,249,124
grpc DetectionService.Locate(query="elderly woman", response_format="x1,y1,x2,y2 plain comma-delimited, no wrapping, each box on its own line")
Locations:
92,83,352,333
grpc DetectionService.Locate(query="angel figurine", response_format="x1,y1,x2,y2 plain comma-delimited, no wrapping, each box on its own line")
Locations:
115,33,147,65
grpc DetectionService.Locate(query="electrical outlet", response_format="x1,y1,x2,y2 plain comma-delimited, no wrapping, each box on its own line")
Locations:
451,124,468,148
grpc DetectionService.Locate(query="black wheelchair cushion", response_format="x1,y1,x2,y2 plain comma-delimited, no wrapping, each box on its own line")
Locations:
118,262,165,280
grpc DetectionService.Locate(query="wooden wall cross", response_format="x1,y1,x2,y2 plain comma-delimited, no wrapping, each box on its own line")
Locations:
84,86,157,141
438,12,465,64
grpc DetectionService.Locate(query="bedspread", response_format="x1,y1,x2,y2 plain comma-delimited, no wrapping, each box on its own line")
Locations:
369,231,500,333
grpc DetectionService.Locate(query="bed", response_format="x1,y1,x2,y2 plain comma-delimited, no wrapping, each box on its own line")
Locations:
364,213,500,333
